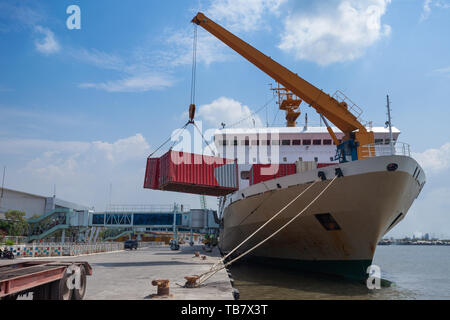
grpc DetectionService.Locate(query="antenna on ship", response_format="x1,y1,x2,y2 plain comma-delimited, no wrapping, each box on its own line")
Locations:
386,94,394,154
304,113,308,131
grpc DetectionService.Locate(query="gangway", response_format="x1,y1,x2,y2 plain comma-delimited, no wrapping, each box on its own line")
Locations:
27,224,69,242
26,204,219,243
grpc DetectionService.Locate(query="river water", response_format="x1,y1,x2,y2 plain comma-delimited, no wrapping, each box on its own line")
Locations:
230,245,450,300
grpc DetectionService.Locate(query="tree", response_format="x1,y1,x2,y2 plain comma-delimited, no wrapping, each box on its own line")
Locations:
0,229,6,242
4,210,27,236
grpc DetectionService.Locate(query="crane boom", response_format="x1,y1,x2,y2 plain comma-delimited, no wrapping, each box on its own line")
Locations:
192,12,374,160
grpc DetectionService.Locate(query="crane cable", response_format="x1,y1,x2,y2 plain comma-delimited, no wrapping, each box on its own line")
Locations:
188,25,198,123
191,25,198,106
148,26,198,157
147,122,190,158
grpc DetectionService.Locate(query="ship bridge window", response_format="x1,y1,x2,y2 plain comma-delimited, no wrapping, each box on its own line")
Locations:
292,140,301,146
313,139,322,145
219,140,228,146
375,139,383,144
323,139,332,145
303,140,311,146
282,140,291,146
251,140,258,146
233,138,238,146
385,139,391,145
272,140,280,145
241,138,250,146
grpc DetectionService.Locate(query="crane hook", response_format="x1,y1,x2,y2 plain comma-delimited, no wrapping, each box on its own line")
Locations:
189,104,196,124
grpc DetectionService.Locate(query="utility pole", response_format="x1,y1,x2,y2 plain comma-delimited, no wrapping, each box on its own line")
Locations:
386,95,394,154
109,183,112,209
0,166,5,210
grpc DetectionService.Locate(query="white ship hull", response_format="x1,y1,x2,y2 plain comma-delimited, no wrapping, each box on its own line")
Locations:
219,155,426,280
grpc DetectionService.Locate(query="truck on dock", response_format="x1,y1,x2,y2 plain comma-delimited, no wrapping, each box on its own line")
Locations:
0,261,92,300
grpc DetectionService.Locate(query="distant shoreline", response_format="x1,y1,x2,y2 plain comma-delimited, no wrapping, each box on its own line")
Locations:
378,240,450,246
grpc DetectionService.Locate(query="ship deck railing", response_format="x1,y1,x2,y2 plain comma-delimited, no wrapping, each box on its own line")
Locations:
359,141,411,158
104,204,190,213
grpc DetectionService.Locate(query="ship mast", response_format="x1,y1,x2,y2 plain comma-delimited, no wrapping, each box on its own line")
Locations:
271,84,301,127
386,95,394,154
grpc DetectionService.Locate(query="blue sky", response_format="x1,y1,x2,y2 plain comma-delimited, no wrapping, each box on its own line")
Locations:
1,0,450,238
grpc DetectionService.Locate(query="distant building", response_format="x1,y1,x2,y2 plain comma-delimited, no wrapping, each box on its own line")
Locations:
0,187,91,219
424,233,430,241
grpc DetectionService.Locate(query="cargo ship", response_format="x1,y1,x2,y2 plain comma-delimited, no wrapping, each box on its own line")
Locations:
145,12,426,281
213,124,426,280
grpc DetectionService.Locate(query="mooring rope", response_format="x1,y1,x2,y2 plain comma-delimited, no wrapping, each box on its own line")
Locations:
196,175,338,286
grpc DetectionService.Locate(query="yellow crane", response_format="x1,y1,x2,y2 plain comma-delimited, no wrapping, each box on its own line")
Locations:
191,12,375,162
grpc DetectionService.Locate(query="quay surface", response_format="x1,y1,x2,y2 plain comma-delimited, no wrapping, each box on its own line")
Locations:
1,244,235,300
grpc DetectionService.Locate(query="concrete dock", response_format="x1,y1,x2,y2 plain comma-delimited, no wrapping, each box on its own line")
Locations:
5,244,235,300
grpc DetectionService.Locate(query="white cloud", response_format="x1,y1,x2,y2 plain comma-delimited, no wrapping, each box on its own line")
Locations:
0,2,44,33
427,65,450,78
197,97,263,128
434,66,450,73
413,142,450,173
421,0,433,20
71,48,125,72
0,3,59,55
74,47,176,92
0,133,208,211
207,0,286,32
34,25,60,55
278,0,392,66
387,187,450,239
79,73,175,92
421,0,450,21
165,29,232,66
90,134,151,163
0,134,155,209
163,0,286,67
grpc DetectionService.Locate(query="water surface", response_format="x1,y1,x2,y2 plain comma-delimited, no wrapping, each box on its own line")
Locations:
230,246,450,300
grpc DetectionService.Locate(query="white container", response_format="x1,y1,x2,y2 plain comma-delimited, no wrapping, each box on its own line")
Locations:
296,160,317,173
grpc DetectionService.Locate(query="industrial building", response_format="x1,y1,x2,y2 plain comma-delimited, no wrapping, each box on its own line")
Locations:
0,187,91,220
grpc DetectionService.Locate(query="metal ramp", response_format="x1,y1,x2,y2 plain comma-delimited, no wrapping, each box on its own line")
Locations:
27,224,69,242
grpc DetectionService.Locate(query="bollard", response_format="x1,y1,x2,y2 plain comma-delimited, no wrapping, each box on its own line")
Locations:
151,279,170,296
184,276,200,288
201,255,206,260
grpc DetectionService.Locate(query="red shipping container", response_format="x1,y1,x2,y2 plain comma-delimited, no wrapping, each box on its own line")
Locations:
144,150,239,197
250,164,296,185
143,157,160,189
